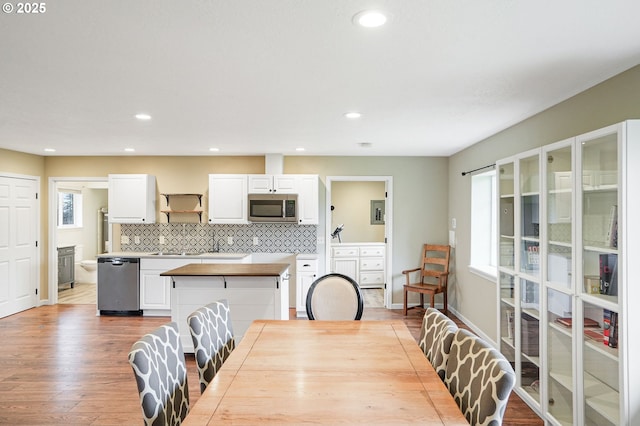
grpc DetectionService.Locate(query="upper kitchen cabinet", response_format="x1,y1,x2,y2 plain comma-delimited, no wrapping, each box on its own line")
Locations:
248,174,298,194
297,174,319,224
208,174,248,224
108,174,156,223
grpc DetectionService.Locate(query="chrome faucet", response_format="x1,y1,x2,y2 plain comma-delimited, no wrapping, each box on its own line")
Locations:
212,239,220,253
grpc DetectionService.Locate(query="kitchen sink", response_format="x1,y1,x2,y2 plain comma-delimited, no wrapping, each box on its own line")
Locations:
150,252,201,256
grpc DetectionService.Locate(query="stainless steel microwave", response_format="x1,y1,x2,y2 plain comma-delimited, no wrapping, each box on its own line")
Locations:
248,194,298,223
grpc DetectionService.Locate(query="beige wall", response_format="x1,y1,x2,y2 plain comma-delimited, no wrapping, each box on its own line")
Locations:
448,65,640,343
331,181,386,243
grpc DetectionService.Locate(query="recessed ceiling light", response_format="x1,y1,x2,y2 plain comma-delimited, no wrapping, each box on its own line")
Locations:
353,10,387,28
209,147,220,152
344,112,362,119
358,142,373,148
135,113,151,120
44,148,56,152
296,147,305,152
124,148,135,152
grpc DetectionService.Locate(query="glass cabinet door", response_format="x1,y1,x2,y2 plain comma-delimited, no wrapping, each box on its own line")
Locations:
580,133,619,304
499,162,515,270
520,278,540,403
579,129,620,425
545,144,573,290
582,301,619,426
547,287,574,425
543,141,575,425
520,154,540,277
499,272,516,361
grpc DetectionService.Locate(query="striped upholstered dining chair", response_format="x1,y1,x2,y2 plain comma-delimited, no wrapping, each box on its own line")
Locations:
187,299,236,393
417,307,458,381
445,328,516,426
128,322,190,426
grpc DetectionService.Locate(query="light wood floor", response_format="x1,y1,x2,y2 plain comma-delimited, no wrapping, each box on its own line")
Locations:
0,304,542,425
58,283,96,304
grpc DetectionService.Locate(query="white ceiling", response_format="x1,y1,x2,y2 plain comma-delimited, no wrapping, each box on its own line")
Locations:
1,1,640,157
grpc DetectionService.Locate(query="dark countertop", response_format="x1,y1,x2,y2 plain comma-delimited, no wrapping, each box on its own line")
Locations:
160,263,290,277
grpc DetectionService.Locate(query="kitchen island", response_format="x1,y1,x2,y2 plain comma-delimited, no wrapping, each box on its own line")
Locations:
161,263,290,352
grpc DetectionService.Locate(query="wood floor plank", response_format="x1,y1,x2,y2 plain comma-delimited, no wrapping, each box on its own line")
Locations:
0,304,542,425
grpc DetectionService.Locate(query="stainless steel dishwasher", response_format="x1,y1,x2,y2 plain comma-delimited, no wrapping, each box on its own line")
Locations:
97,257,141,315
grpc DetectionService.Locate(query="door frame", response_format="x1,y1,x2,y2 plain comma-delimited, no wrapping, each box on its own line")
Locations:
0,172,40,314
48,176,108,305
325,176,393,308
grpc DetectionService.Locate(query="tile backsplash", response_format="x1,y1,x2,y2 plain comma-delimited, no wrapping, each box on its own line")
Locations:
120,223,317,254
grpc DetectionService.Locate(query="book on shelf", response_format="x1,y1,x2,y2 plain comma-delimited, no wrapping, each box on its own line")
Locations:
606,205,618,248
603,309,611,346
505,310,514,339
599,253,618,296
584,328,604,342
609,311,619,348
555,317,600,328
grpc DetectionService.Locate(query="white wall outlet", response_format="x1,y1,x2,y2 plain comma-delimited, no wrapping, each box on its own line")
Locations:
120,235,129,244
159,236,165,245
317,236,325,244
227,236,233,245
134,236,140,244
451,218,457,229
253,237,259,245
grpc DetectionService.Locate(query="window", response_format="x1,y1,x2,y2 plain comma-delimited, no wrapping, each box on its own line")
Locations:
58,191,83,228
469,170,497,280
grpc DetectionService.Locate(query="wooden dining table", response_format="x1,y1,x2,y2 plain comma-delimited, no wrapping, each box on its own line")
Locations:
183,320,468,425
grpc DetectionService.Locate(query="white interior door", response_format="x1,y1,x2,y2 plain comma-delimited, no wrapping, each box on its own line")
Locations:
0,175,39,318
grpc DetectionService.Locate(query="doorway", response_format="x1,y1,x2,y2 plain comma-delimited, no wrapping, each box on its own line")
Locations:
325,176,393,309
48,177,108,305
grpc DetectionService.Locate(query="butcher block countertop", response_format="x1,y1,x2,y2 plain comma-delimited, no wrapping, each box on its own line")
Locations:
160,263,290,277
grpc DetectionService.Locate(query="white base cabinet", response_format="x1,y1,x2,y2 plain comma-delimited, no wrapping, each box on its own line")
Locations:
331,243,385,289
295,255,318,318
496,120,640,426
140,256,252,316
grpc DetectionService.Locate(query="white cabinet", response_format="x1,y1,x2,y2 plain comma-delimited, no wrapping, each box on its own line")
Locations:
140,258,195,316
208,174,248,224
248,174,297,194
297,174,319,224
210,174,318,224
359,245,385,288
108,174,156,223
331,243,385,289
496,120,640,426
295,255,318,318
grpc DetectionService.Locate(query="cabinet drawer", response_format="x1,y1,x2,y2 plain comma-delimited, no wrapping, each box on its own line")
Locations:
296,258,318,272
359,246,385,257
332,247,359,257
360,257,384,271
359,272,384,285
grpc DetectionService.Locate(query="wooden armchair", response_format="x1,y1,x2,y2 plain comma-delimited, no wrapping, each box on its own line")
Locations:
402,244,451,316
